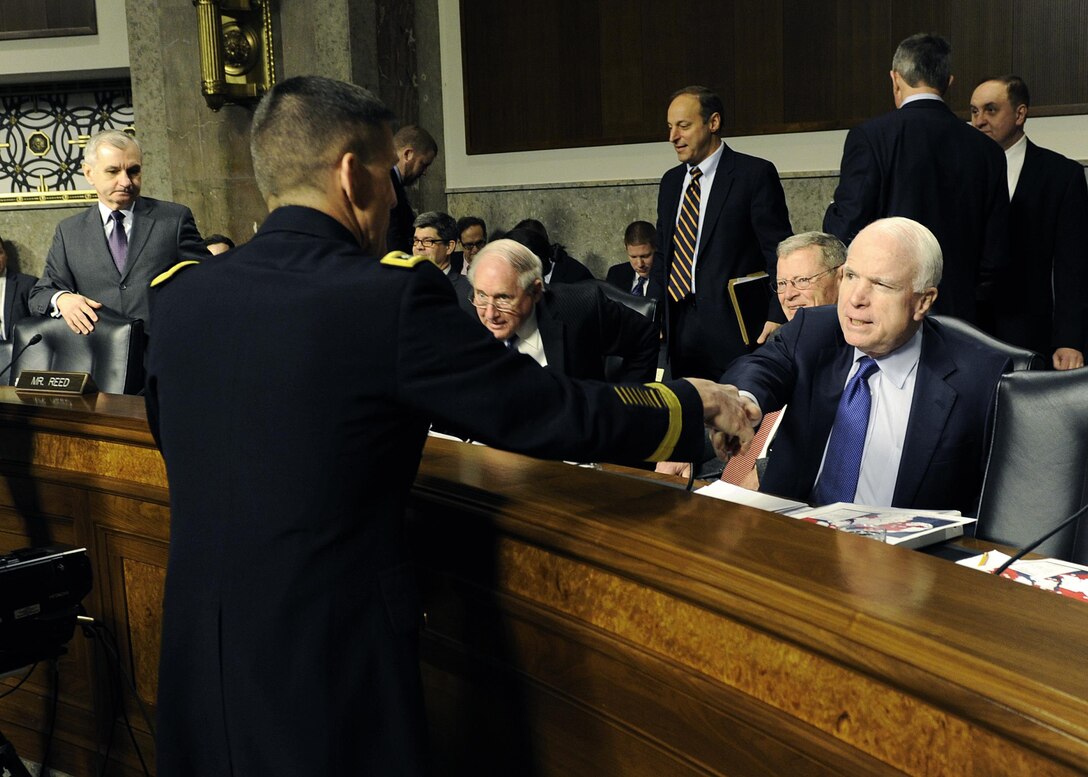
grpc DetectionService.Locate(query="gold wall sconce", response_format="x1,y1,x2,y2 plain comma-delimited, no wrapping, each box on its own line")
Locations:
194,0,275,110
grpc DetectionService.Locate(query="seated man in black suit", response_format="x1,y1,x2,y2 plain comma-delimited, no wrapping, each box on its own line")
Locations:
969,75,1088,370
512,218,594,283
606,221,664,301
0,234,36,341
448,215,487,277
722,217,1011,514
468,238,657,382
412,211,474,314
385,125,437,254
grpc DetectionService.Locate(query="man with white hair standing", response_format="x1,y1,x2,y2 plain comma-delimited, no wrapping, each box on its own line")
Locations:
29,129,209,335
722,217,1011,514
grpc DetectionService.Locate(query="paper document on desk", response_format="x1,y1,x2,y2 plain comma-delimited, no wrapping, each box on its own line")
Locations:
957,552,1088,602
695,481,808,513
783,503,973,549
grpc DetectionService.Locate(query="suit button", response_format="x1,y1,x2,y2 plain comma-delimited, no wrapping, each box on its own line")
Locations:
120,284,127,290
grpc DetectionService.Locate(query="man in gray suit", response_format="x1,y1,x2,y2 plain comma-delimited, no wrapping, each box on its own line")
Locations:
29,130,208,335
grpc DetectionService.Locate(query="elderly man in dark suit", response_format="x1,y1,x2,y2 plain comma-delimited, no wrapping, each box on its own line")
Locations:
652,85,793,380
823,33,1009,325
469,238,658,382
970,75,1088,370
28,130,208,336
146,75,758,777
0,234,36,341
722,218,1011,515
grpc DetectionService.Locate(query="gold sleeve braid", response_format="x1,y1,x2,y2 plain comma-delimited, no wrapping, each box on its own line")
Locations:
612,383,684,461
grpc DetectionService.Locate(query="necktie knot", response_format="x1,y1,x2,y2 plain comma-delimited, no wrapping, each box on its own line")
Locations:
856,356,879,382
689,167,702,183
110,210,125,226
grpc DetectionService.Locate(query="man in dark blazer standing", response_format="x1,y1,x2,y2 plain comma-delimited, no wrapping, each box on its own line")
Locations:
970,75,1088,370
385,124,437,254
146,76,758,777
823,33,1009,325
28,130,208,336
652,85,793,381
0,235,36,341
470,239,658,382
722,218,1011,515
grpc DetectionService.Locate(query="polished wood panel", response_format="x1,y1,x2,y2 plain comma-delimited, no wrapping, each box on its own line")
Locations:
0,0,97,40
1,389,1087,775
0,388,164,777
460,0,1088,152
413,438,1088,775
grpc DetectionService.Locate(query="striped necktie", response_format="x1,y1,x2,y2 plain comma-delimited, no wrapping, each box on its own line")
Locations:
812,357,881,505
633,277,646,297
668,167,702,302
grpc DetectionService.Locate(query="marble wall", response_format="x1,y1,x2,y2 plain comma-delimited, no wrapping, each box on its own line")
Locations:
447,173,839,278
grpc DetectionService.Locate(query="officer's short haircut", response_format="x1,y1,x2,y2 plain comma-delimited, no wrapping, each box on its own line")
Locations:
250,75,395,200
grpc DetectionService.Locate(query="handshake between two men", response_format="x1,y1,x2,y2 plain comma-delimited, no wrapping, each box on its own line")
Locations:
685,379,762,462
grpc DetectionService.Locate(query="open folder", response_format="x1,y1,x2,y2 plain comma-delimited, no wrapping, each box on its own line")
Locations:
727,272,773,347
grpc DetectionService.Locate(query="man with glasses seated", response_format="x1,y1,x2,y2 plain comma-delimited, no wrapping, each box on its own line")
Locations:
451,215,487,276
468,238,658,382
412,211,474,315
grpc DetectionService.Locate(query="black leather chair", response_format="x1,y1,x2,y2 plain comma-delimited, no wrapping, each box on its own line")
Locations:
974,369,1088,563
10,309,145,394
591,280,660,383
930,315,1045,372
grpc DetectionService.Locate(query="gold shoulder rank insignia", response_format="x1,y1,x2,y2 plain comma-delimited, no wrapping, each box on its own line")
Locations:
380,251,432,268
150,260,201,288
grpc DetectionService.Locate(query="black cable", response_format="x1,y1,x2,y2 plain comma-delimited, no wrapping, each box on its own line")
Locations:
685,463,696,491
78,618,153,777
39,661,58,777
0,663,37,702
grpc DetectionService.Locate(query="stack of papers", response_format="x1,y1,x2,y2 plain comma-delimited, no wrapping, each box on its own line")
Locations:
957,552,1088,602
695,482,973,550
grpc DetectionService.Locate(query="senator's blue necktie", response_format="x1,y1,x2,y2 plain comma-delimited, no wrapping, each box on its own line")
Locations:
633,277,646,297
812,356,880,505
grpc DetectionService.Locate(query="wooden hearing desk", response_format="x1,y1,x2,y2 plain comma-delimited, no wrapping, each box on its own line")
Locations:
0,389,1084,776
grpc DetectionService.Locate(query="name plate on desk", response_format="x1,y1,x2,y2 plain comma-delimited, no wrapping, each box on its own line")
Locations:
14,371,98,395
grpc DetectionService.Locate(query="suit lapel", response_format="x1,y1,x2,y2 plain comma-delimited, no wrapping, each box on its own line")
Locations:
893,324,956,506
81,205,119,277
535,295,566,373
124,198,154,282
802,342,854,493
698,143,735,256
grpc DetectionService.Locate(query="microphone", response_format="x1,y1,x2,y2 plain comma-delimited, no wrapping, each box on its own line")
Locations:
993,501,1088,575
0,334,43,383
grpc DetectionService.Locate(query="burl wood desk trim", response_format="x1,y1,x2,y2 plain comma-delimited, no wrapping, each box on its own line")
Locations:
0,389,1083,775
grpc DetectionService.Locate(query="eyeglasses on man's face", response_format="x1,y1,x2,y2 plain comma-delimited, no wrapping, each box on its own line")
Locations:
773,266,839,294
470,291,523,316
412,236,447,249
461,240,487,251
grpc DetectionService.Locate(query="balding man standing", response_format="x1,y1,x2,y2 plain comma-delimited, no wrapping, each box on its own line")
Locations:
970,75,1088,370
724,218,1010,513
824,33,1009,324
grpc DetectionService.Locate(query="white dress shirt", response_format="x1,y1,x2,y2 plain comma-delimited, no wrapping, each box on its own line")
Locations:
1004,133,1028,199
513,309,547,367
